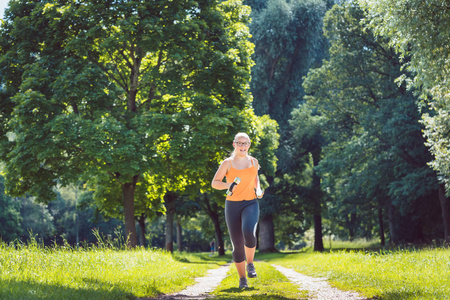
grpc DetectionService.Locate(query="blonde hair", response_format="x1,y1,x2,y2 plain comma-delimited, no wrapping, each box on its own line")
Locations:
231,132,251,157
233,132,250,143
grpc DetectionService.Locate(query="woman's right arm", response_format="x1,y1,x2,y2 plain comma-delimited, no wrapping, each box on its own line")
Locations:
211,160,232,190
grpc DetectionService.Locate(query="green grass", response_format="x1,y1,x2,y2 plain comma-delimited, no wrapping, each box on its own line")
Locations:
211,261,309,299
3,237,449,300
321,239,382,251
260,246,450,300
0,241,229,300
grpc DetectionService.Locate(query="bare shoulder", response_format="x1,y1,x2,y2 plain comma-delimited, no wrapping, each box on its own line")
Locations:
222,157,233,165
221,158,233,170
250,156,259,168
249,156,259,163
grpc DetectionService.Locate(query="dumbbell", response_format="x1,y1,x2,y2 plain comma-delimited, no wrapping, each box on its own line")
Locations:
226,177,241,196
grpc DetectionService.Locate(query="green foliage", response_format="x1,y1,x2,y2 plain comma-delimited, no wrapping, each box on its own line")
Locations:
244,0,269,12
0,0,257,246
250,0,327,130
0,175,22,241
279,104,325,241
144,213,216,251
359,0,450,193
302,1,439,243
18,197,56,243
252,115,280,180
183,214,218,251
0,180,130,246
248,0,328,249
251,115,280,216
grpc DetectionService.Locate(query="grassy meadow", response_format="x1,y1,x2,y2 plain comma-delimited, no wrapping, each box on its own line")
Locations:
259,241,450,300
1,238,449,299
0,238,229,300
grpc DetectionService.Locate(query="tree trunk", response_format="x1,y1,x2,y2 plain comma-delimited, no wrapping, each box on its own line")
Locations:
212,215,225,256
75,188,79,247
313,213,324,251
201,193,226,256
122,50,140,248
378,204,385,247
137,213,146,247
349,211,356,241
122,176,139,248
165,192,176,253
312,149,324,252
387,202,397,245
259,214,276,252
439,183,450,243
176,221,182,252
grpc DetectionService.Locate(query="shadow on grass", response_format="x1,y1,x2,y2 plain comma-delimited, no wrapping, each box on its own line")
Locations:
218,286,257,293
171,252,232,266
379,290,447,300
0,279,138,300
257,245,385,262
214,292,305,300
213,286,308,300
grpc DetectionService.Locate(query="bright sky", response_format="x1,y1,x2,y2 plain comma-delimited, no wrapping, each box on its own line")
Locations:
0,0,9,20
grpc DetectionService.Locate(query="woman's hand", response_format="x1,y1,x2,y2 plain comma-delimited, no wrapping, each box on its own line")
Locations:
256,188,264,199
229,182,237,193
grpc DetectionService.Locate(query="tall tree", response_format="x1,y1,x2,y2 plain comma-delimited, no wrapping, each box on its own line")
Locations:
302,1,440,244
288,104,326,251
248,0,327,250
0,0,255,247
359,0,450,243
250,0,326,130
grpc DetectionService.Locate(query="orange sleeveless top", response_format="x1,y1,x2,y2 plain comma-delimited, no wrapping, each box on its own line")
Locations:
225,158,258,201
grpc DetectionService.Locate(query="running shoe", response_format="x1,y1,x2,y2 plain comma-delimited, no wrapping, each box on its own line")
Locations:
247,262,257,278
239,277,248,288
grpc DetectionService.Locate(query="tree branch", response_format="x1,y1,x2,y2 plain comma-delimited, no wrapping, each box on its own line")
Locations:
106,49,130,91
88,57,128,91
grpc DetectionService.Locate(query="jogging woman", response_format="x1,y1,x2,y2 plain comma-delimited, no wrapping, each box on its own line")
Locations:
211,132,263,288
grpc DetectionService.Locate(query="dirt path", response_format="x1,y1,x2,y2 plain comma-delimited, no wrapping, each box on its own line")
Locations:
149,263,231,300
272,264,368,300
149,262,370,300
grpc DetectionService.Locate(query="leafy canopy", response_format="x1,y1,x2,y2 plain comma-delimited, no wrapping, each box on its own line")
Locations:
0,0,257,246
359,0,450,192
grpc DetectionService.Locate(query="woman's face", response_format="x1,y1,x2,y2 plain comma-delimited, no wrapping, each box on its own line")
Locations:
233,137,251,157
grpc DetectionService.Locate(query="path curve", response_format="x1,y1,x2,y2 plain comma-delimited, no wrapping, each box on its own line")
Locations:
147,262,372,300
148,263,231,300
272,264,368,300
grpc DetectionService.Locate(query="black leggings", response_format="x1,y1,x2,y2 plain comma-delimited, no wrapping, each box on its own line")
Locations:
225,199,260,263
